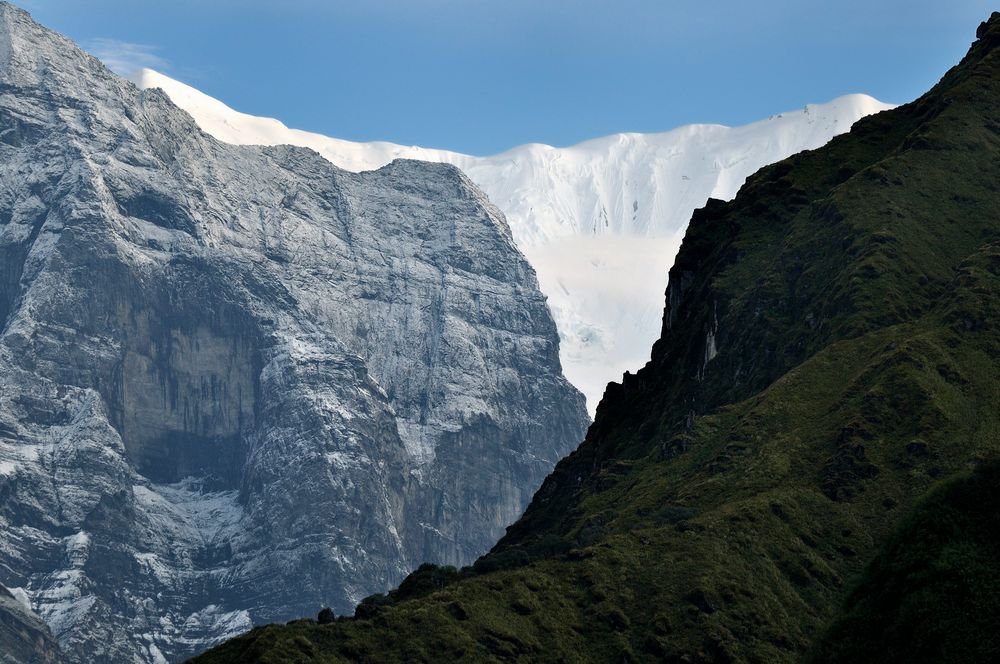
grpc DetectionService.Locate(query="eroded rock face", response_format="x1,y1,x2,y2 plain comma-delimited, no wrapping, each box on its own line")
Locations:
0,4,588,662
0,585,62,664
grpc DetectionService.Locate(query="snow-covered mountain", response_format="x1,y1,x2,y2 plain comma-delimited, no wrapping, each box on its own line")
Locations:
0,5,587,662
130,68,894,412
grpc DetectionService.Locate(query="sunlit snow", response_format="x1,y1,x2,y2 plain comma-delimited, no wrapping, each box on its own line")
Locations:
131,68,893,413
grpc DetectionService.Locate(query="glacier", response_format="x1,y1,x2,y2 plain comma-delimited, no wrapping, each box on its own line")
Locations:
130,68,894,412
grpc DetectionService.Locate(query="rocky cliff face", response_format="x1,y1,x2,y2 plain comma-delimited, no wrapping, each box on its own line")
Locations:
193,12,1000,664
0,4,588,662
0,585,61,664
130,67,893,415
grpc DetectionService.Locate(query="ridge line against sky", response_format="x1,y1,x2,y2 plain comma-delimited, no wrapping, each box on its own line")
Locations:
17,0,989,154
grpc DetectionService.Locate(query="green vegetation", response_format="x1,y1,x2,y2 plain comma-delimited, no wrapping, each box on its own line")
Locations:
193,13,1000,663
810,462,1000,664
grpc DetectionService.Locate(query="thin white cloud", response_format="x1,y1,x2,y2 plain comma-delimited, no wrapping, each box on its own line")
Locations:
84,38,169,75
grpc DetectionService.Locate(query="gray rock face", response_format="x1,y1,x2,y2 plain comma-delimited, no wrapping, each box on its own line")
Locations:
0,5,588,662
0,585,61,664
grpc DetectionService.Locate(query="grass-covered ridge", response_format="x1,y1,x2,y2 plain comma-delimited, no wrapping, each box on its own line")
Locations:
810,461,1000,664
192,13,1000,663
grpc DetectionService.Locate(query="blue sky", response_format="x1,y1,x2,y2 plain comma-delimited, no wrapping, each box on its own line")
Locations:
18,0,990,155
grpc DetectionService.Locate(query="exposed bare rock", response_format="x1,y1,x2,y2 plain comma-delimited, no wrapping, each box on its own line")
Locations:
0,4,588,661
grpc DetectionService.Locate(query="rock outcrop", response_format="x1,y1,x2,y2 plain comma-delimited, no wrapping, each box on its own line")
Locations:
0,585,61,664
0,4,588,662
130,68,894,415
193,12,1000,664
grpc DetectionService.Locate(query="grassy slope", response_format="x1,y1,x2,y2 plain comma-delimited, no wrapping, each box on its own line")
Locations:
193,13,1000,664
809,462,1000,664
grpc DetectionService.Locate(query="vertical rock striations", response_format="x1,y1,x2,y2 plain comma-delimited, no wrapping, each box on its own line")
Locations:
129,68,894,416
193,12,1000,664
0,4,588,662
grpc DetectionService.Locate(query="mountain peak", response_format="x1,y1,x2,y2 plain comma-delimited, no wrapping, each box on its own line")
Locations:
131,67,891,414
193,11,1000,662
0,1,27,18
0,3,51,51
964,11,1000,66
977,11,1000,39
0,2,121,93
0,7,590,663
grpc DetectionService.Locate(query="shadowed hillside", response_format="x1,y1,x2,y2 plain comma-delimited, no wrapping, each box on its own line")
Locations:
194,12,1000,663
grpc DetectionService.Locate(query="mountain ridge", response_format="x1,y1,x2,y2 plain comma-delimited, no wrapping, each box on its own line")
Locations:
193,11,1000,663
129,67,893,412
0,4,587,661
